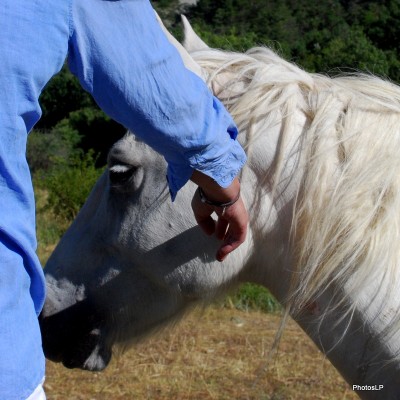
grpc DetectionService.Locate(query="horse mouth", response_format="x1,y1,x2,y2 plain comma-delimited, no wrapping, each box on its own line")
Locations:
41,319,112,371
60,329,112,371
39,298,113,371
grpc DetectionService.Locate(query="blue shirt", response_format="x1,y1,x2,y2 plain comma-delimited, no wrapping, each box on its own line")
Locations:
0,0,246,398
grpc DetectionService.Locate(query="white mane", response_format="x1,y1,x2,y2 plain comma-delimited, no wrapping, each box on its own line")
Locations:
192,46,400,340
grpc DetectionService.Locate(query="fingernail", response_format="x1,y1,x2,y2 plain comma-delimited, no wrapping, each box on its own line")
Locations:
216,252,226,262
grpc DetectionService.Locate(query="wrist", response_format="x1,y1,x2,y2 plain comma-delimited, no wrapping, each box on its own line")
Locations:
198,186,241,207
190,170,240,203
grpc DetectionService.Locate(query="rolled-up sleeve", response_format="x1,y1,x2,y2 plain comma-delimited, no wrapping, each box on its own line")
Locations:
68,0,246,199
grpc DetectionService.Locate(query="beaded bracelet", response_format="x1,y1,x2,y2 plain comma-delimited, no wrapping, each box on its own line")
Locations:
198,187,241,215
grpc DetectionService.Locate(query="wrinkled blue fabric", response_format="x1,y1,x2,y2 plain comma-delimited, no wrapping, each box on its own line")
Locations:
0,0,246,398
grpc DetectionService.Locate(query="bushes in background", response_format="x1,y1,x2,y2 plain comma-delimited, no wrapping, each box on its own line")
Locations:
42,151,104,222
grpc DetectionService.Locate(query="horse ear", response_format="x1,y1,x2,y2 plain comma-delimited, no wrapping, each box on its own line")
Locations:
181,15,209,52
154,11,203,79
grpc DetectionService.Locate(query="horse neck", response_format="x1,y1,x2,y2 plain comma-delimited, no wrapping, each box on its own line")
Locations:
208,49,400,316
196,48,400,391
191,51,309,298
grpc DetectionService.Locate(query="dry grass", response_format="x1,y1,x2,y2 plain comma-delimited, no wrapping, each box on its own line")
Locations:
44,307,358,400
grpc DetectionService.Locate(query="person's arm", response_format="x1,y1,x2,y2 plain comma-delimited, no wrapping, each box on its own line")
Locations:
68,0,248,259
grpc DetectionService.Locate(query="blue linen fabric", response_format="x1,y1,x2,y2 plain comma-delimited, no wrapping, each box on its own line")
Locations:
0,0,246,398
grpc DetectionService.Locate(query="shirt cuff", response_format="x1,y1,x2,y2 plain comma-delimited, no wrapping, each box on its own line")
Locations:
166,138,246,201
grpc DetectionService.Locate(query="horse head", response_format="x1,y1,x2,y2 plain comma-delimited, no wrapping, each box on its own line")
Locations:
40,132,261,371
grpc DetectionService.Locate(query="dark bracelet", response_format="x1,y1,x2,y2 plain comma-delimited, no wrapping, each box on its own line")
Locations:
198,186,241,215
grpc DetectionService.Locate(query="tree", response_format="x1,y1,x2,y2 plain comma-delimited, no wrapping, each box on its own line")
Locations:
185,0,400,82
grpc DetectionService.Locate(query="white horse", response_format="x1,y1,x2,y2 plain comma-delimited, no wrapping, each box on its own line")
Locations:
40,17,400,399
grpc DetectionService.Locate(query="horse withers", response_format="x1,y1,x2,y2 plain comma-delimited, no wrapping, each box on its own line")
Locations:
40,18,400,399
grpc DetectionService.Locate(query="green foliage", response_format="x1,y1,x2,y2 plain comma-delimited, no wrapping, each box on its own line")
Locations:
42,151,104,222
226,283,282,313
38,66,125,167
27,126,81,173
306,26,393,77
190,23,263,51
63,107,126,166
185,0,400,82
38,66,94,130
152,0,182,25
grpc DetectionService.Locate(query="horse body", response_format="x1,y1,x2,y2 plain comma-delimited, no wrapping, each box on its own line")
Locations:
40,19,400,398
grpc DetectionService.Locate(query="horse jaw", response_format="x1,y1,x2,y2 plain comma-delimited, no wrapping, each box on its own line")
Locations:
181,15,209,52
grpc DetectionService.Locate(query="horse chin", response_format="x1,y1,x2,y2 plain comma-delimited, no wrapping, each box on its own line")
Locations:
81,348,112,372
59,329,110,371
61,333,112,371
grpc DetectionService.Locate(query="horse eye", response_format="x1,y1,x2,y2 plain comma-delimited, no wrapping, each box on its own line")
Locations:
108,164,137,185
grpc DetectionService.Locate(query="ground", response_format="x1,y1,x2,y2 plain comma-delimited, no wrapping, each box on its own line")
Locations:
44,307,358,400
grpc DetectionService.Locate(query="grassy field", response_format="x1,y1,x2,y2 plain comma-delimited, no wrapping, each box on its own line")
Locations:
44,307,358,400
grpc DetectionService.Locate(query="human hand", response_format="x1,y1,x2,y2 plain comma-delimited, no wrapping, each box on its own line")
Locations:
190,173,248,262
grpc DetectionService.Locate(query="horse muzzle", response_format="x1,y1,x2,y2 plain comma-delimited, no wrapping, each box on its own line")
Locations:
39,295,112,371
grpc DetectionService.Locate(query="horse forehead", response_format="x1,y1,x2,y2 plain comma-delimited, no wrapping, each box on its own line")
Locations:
108,134,156,166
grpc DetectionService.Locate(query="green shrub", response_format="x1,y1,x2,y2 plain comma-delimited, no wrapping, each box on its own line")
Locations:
27,125,81,173
38,65,94,130
64,107,125,166
43,151,104,223
226,283,281,313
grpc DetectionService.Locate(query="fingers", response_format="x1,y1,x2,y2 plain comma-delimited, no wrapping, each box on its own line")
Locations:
216,228,248,262
191,188,216,236
215,198,248,262
217,239,240,262
191,186,248,262
215,215,229,240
